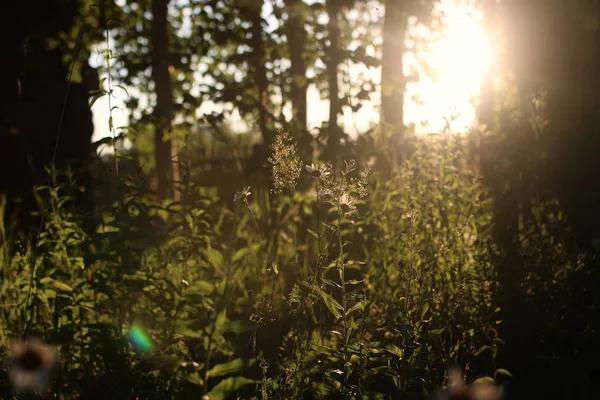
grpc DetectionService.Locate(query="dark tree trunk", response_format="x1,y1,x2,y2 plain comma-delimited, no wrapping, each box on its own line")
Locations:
478,0,500,128
244,0,273,146
324,0,343,162
284,0,311,158
151,0,174,199
0,1,95,232
381,0,407,142
480,2,600,398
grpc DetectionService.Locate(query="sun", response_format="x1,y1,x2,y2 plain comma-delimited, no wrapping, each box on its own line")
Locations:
435,19,491,99
407,2,492,133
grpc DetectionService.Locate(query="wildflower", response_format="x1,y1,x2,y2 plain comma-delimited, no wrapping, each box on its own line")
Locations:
305,162,331,179
356,166,370,198
338,193,356,212
259,357,269,373
268,132,302,193
234,186,252,202
8,338,57,394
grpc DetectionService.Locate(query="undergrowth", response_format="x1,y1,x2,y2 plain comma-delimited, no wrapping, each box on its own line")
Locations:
0,126,512,399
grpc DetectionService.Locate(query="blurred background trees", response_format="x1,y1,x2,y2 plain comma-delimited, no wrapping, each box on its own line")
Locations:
1,0,600,399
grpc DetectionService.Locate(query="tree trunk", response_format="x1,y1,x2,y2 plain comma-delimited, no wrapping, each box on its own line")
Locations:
381,0,407,148
1,1,95,232
151,0,174,199
245,0,273,146
325,0,343,162
284,0,311,157
478,0,500,128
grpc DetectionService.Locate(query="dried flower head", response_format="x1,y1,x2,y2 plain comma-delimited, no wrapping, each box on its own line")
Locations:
250,295,273,325
8,338,57,394
268,132,302,193
234,186,252,202
310,159,370,218
353,166,371,199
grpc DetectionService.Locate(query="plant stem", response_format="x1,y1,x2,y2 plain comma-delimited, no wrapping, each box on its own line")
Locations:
316,179,322,255
337,177,348,391
104,22,118,176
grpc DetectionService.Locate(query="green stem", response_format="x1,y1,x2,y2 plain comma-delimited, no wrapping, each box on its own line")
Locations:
316,179,322,255
337,178,348,392
203,255,233,394
245,199,283,293
104,22,118,176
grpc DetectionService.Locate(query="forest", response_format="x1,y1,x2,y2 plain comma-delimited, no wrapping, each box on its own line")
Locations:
1,0,600,399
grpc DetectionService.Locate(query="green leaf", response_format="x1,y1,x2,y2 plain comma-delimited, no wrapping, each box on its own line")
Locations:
89,92,105,108
310,343,334,355
207,377,255,400
232,247,250,263
362,365,389,379
307,228,319,238
494,368,513,378
319,291,343,319
184,371,204,386
473,377,495,384
215,309,227,331
310,382,333,396
420,302,430,320
206,248,224,271
385,344,404,359
40,278,73,293
225,319,254,334
429,327,446,336
410,344,423,365
173,319,206,338
475,345,493,357
114,84,129,98
186,280,214,296
322,278,341,289
345,279,364,285
92,136,113,148
345,301,364,317
116,125,137,134
207,358,255,378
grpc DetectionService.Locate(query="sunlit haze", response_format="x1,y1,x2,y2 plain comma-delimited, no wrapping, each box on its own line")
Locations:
406,0,491,133
91,0,492,144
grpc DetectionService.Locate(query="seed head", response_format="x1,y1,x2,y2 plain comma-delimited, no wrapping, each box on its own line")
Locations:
268,132,302,193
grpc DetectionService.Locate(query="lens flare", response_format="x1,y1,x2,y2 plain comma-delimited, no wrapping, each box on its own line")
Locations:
128,325,152,352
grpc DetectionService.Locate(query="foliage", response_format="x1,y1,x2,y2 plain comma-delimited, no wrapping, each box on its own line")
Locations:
1,130,509,399
4,1,600,400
